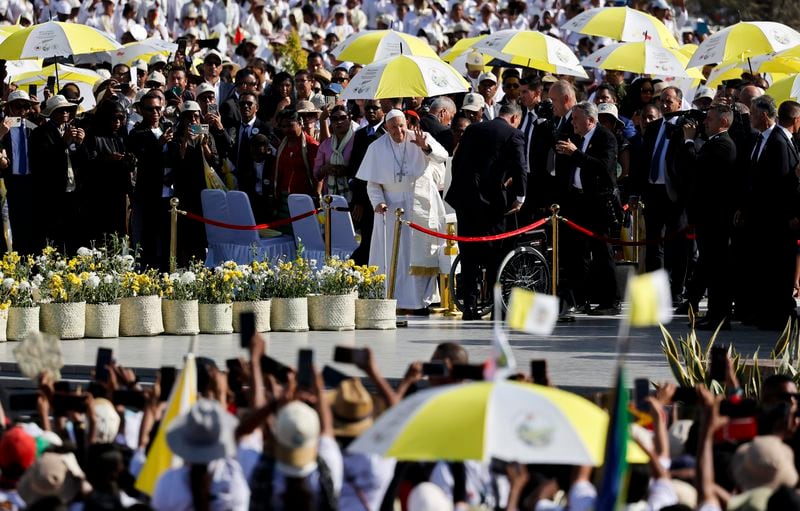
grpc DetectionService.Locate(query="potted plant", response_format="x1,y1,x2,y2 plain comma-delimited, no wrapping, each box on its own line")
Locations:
39,268,87,340
195,262,237,334
308,257,358,331
84,272,122,338
271,256,313,332
162,269,199,335
2,252,38,341
119,269,163,336
355,265,396,330
232,261,272,333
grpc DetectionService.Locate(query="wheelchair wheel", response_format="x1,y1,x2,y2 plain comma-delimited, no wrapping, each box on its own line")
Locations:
497,246,551,310
448,253,494,318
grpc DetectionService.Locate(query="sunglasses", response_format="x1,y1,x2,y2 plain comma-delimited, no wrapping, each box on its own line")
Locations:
239,101,255,107
332,76,347,83
364,105,380,111
331,115,348,122
503,83,519,89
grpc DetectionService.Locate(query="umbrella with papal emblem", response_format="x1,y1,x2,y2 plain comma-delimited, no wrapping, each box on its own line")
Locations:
332,29,438,64
471,29,588,78
686,21,800,69
347,380,648,465
561,6,679,48
581,41,703,79
340,54,469,100
0,21,121,60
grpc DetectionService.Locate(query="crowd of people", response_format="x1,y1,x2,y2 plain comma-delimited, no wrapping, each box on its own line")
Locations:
2,336,800,510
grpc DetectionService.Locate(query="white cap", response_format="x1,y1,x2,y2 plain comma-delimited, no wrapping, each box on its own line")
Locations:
694,85,716,101
92,398,120,444
132,59,148,71
478,71,497,84
181,100,201,113
55,0,72,15
203,49,223,63
461,92,485,112
466,50,483,68
597,102,624,128
7,89,33,103
149,53,168,66
185,27,200,38
146,70,166,85
331,4,347,15
195,82,215,98
407,483,454,511
274,402,321,478
385,109,405,122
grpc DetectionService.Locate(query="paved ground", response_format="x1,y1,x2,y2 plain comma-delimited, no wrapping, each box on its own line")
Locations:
0,310,785,391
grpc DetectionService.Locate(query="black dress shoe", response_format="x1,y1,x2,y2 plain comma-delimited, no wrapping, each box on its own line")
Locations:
695,318,730,331
587,305,621,316
674,300,699,315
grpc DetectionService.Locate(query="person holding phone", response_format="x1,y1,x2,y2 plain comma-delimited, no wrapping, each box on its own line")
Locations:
0,90,36,254
166,101,220,265
29,95,85,252
128,92,175,270
194,83,233,163
313,104,354,202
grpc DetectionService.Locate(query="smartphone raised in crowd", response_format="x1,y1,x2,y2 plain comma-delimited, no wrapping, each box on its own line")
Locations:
95,347,113,383
710,346,727,383
297,349,314,389
159,366,176,402
333,346,368,366
239,311,255,349
260,355,291,382
530,360,547,385
634,378,650,411
46,76,56,93
422,361,447,377
207,103,219,116
27,84,37,98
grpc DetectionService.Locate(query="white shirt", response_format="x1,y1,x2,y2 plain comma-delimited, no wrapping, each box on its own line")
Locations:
339,453,396,511
752,123,776,162
254,161,265,195
650,117,678,184
151,458,250,511
520,108,538,172
9,123,27,175
573,126,596,190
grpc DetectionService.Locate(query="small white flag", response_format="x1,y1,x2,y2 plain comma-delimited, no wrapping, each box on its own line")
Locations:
506,288,559,335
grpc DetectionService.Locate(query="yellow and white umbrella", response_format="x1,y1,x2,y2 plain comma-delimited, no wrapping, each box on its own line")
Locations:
704,55,790,88
341,55,469,100
472,29,588,78
0,21,121,60
766,75,800,105
109,38,177,66
677,43,698,59
582,41,703,79
332,29,438,64
348,380,648,464
561,6,679,48
687,21,800,69
9,62,102,86
0,25,24,43
440,35,486,63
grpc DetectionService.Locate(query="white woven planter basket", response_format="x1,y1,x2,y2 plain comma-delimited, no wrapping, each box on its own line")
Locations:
232,301,271,333
7,306,39,341
0,308,8,341
308,294,355,331
199,303,233,334
119,296,163,336
163,299,200,335
85,303,120,338
41,302,86,340
355,299,397,330
271,297,309,332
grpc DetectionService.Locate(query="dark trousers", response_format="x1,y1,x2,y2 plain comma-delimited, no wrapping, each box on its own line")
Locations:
37,190,81,254
455,209,505,312
561,189,618,307
5,174,36,255
643,184,690,300
687,222,732,320
350,203,374,266
752,221,797,328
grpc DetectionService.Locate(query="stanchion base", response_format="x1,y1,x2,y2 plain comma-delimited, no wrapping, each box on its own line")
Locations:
429,307,447,314
396,320,408,328
444,310,462,317
557,314,576,323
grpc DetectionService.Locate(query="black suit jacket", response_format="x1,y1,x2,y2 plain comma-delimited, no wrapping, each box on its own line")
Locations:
29,121,80,202
419,113,454,154
562,125,618,198
749,126,799,225
446,117,527,223
228,118,273,199
128,124,168,205
348,123,386,208
636,117,685,202
679,131,737,225
531,113,575,207
220,94,242,131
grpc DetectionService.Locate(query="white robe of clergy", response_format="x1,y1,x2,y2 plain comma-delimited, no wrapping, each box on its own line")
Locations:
356,129,448,310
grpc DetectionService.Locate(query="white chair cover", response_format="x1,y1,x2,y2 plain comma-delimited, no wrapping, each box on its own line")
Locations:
328,194,358,259
288,193,326,262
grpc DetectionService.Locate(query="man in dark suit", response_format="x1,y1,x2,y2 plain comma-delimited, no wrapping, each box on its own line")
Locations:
420,97,455,154
635,86,691,305
447,103,526,319
348,99,385,265
128,92,174,271
678,104,738,329
555,101,619,314
227,90,273,222
0,91,36,255
28,95,84,253
740,96,800,329
220,68,260,131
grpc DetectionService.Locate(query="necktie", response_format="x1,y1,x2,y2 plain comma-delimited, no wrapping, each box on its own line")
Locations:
238,123,250,167
752,132,766,164
18,125,27,175
523,111,535,142
649,124,667,183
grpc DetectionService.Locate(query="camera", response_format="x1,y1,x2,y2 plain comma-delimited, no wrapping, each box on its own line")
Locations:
535,98,554,121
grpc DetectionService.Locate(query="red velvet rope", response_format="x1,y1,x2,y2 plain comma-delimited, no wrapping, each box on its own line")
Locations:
404,217,549,242
182,209,320,231
562,218,691,246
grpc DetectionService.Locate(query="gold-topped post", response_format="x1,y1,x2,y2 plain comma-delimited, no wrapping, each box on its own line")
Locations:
323,195,333,260
550,204,560,297
169,197,179,273
387,208,404,300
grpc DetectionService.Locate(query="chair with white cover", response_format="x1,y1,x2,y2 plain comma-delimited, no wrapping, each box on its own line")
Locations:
288,193,326,263
328,194,358,259
201,189,232,265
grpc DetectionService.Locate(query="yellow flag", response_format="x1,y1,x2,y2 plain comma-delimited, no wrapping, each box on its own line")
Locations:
626,269,673,327
134,353,197,495
506,287,559,335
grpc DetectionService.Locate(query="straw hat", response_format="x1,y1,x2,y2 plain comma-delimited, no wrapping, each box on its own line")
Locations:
296,100,321,114
732,435,799,491
330,378,374,438
17,452,91,505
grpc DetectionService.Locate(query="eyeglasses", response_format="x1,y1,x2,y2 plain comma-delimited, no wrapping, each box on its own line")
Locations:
364,105,380,111
205,61,221,67
503,82,519,89
239,81,258,87
331,115,349,122
332,76,347,83
239,101,255,107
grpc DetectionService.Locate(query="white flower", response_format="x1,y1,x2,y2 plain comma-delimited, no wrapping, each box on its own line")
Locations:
86,275,101,289
33,275,44,286
2,278,14,290
169,272,180,282
310,259,318,268
18,281,30,291
56,260,66,269
103,275,114,284
180,272,196,285
45,272,52,279
77,247,91,256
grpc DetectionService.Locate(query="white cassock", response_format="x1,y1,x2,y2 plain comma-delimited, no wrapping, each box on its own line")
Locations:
356,130,448,310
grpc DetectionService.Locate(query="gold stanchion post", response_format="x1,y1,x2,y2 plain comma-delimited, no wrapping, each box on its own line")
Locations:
323,195,333,260
387,208,404,300
444,221,460,316
169,197,179,273
550,204,560,297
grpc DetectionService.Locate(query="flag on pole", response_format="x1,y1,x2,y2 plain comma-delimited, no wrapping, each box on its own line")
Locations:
625,269,673,327
484,285,518,380
506,287,559,335
134,353,198,495
596,365,630,511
